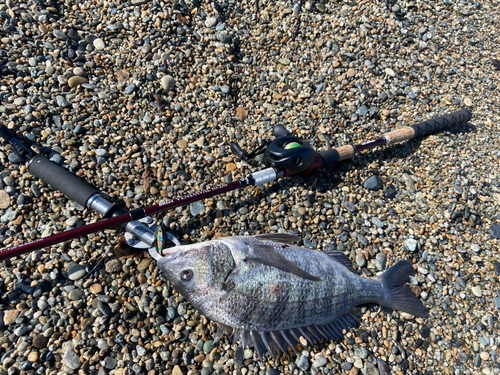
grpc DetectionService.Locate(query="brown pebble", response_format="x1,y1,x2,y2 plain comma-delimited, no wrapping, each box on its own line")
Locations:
226,163,237,172
172,365,183,375
89,283,103,294
137,273,147,284
33,334,49,349
0,190,10,209
193,353,205,363
27,351,39,362
3,310,19,325
176,140,187,149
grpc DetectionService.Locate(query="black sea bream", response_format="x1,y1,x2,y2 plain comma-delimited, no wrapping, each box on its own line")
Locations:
157,234,428,358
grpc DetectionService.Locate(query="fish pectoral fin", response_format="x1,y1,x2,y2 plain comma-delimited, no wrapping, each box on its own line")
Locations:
253,233,302,244
324,250,357,273
246,244,321,281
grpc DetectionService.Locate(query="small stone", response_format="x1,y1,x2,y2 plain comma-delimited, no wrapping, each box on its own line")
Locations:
205,17,218,27
125,83,137,95
490,223,500,239
93,38,105,50
98,338,110,350
385,187,397,199
404,239,418,252
203,340,214,354
89,283,102,294
62,349,81,370
358,105,368,116
105,258,123,273
177,140,188,149
161,75,175,91
190,201,205,217
296,354,310,371
457,351,469,364
3,310,19,325
385,68,396,77
354,347,369,359
312,354,327,368
243,348,253,359
344,201,356,213
363,362,379,375
226,163,237,172
464,97,473,106
33,335,49,349
363,175,383,191
67,264,86,280
68,76,88,88
480,352,489,361
471,286,482,297
0,190,10,209
172,365,183,375
493,297,500,308
68,288,84,301
28,352,39,362
375,252,387,271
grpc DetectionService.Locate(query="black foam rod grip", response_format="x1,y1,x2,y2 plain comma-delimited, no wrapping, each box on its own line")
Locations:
28,155,98,208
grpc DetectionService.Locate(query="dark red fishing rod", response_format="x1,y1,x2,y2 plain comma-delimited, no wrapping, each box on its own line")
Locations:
0,110,472,261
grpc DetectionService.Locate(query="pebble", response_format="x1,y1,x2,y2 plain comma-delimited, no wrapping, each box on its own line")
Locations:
93,38,105,50
312,354,327,368
67,264,86,280
296,354,310,371
68,76,89,88
363,175,383,191
404,239,418,252
161,75,175,91
490,223,500,239
105,259,123,273
472,286,482,297
62,349,81,370
344,201,357,213
0,190,10,209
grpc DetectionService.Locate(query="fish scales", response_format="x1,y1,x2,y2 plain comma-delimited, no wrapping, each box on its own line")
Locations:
158,234,428,357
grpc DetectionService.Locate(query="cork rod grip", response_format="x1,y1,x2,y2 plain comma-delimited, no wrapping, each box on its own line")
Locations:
384,109,472,146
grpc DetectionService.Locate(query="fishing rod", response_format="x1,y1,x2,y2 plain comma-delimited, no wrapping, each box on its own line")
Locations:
0,109,472,261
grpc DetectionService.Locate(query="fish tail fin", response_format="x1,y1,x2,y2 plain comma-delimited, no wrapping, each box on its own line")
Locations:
377,260,429,317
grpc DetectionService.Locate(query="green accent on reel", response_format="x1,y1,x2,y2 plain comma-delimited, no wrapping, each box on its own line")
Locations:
284,141,302,149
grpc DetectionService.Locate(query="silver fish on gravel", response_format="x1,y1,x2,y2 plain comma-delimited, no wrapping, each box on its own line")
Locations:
157,233,428,359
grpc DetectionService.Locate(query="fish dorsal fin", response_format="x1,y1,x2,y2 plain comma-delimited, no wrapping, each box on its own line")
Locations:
325,250,357,273
245,243,321,281
253,233,301,244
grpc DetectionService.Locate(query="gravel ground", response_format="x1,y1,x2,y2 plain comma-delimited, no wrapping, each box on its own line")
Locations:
0,0,500,374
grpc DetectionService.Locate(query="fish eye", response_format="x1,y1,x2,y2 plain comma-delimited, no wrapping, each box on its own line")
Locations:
180,269,193,281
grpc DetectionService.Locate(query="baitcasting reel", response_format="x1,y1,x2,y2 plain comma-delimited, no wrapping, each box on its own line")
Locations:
230,124,316,174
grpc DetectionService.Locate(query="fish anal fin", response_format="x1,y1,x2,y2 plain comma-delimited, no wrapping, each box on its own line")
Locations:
214,323,229,343
246,243,321,281
325,250,357,273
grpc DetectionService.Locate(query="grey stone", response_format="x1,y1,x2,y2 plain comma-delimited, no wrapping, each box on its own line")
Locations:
404,239,418,252
67,264,86,280
62,349,81,370
363,175,383,191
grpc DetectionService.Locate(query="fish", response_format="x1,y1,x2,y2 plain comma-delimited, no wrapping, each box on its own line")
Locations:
157,233,428,359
